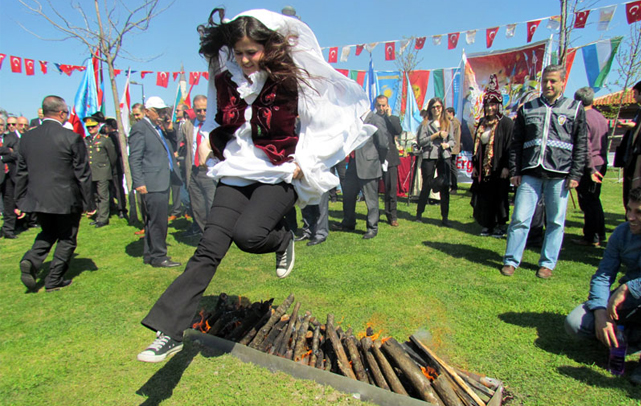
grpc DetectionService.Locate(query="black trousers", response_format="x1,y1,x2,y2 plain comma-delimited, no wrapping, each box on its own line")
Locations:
109,171,127,214
169,182,183,217
416,159,450,221
382,166,398,222
141,182,296,339
142,189,170,264
577,164,607,242
22,212,81,288
329,160,347,201
450,154,459,190
1,177,16,236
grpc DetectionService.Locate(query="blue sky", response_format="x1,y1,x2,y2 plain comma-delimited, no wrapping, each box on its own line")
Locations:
0,0,635,119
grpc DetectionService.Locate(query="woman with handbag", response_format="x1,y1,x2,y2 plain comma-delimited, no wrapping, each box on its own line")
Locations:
415,97,456,226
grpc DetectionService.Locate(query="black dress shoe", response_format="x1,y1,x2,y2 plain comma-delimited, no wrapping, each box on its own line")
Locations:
362,231,377,240
94,222,109,228
45,279,73,293
295,234,311,242
89,221,97,225
330,223,355,232
151,259,182,268
20,260,37,291
307,237,326,246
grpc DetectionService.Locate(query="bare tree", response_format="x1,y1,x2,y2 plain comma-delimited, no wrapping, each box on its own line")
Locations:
393,38,423,121
556,0,599,66
17,0,172,195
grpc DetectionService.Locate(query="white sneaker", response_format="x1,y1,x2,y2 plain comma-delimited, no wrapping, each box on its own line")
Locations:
137,332,184,363
275,231,295,278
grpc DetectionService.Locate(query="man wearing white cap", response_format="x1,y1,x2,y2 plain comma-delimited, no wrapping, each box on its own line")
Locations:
128,96,182,268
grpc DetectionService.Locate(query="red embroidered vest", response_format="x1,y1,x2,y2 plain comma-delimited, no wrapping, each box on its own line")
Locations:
210,71,298,166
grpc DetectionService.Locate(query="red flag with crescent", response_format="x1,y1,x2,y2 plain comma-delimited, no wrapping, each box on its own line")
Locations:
486,27,499,48
156,71,169,88
10,56,22,73
25,59,35,76
355,45,364,56
39,60,47,74
574,10,590,28
335,69,349,77
526,20,541,43
328,47,338,63
447,33,460,50
415,37,426,50
202,71,209,81
385,42,395,60
0,54,6,70
189,71,201,85
626,1,641,24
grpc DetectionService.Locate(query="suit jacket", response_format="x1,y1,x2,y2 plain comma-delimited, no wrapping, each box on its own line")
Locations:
14,119,94,214
0,131,20,182
180,119,213,188
380,114,402,167
30,118,43,128
128,117,180,193
353,112,389,180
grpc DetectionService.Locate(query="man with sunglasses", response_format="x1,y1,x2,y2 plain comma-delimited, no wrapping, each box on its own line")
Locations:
14,96,95,292
128,97,182,268
179,95,216,238
1,116,20,238
83,116,117,228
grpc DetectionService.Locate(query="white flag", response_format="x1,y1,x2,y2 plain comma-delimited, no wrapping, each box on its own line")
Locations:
506,24,517,38
466,30,477,45
340,46,351,62
598,5,617,31
432,35,442,46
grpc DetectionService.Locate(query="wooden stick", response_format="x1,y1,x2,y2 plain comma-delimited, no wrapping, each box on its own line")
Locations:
238,308,272,345
248,293,294,349
309,325,321,367
258,315,289,352
372,339,408,396
381,337,441,404
410,335,486,406
273,302,301,356
293,311,312,362
326,314,356,379
361,337,389,390
432,374,464,406
344,335,370,384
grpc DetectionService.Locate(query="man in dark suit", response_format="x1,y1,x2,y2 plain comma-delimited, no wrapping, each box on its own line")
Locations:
333,110,389,239
14,95,95,292
1,116,20,238
29,108,44,129
375,95,402,227
128,96,182,268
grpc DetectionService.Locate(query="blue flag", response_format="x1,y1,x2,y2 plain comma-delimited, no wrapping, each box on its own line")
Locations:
402,74,423,134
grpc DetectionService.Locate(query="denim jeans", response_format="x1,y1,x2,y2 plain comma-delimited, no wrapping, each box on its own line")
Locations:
503,175,569,270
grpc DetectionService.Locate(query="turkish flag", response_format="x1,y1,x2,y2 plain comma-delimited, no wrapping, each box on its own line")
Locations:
114,69,122,76
574,10,590,28
486,27,499,48
173,72,181,81
336,69,349,77
0,54,5,70
156,71,169,88
526,20,541,43
39,60,47,74
202,72,209,80
355,45,364,56
10,56,22,73
415,37,426,50
328,47,338,63
140,71,153,79
626,1,641,24
25,59,35,76
189,71,201,85
447,33,460,50
385,42,395,60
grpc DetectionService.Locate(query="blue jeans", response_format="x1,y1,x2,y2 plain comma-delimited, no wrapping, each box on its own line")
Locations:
503,175,569,270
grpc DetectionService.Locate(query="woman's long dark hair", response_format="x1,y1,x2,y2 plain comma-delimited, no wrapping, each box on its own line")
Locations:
422,97,450,131
198,8,306,95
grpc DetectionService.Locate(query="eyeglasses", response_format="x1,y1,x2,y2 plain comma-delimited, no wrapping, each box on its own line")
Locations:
195,109,206,113
431,105,443,109
60,110,69,114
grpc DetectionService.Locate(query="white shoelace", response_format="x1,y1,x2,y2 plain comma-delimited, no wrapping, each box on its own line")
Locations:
147,333,171,351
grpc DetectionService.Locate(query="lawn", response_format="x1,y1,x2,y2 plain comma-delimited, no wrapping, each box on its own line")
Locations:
1,170,640,406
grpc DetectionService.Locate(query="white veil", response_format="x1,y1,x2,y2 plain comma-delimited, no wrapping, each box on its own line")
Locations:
202,9,375,207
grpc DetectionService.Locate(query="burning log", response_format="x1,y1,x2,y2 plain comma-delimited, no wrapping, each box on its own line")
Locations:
238,308,273,345
249,293,294,349
258,315,290,352
454,368,502,392
273,302,301,356
410,335,487,406
360,336,389,390
382,337,442,405
293,311,312,362
326,314,357,380
372,339,408,396
315,348,325,369
344,334,370,384
226,299,274,342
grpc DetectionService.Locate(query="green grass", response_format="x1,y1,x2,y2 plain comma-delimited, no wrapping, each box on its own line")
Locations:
1,170,640,405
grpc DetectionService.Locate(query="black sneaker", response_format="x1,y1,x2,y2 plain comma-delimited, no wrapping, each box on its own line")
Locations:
137,332,184,363
275,231,295,278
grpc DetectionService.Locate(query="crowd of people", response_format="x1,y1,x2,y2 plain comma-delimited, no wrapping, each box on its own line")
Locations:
1,7,641,383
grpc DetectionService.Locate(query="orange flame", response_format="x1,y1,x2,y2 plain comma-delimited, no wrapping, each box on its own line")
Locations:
192,309,211,333
420,366,438,381
381,336,391,344
356,321,383,340
301,350,313,360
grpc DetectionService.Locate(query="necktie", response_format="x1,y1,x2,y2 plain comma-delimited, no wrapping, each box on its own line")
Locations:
194,123,203,167
156,126,174,171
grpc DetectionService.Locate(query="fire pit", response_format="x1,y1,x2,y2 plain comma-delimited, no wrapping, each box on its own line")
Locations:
187,293,505,406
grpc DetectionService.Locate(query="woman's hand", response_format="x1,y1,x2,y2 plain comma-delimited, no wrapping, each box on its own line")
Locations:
293,163,304,180
441,142,450,149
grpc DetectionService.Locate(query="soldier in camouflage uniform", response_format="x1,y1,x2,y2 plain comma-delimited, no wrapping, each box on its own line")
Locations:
84,117,117,228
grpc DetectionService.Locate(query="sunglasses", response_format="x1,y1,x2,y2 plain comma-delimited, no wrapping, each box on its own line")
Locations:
195,109,206,113
86,125,97,129
7,122,17,126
